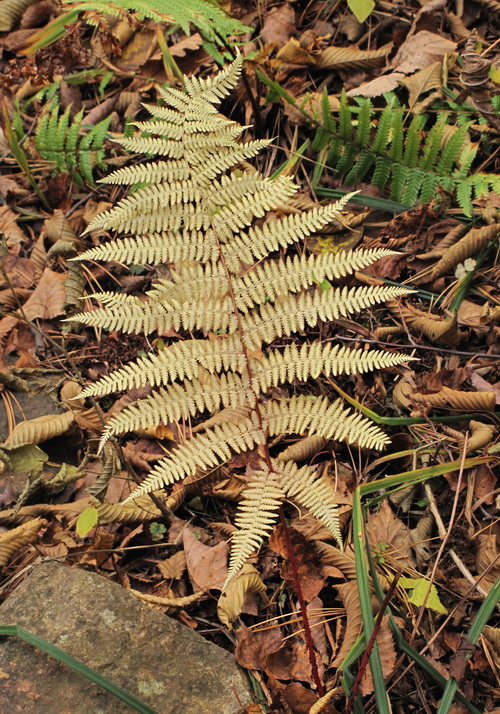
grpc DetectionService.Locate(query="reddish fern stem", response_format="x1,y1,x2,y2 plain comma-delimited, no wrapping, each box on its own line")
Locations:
344,572,401,714
279,506,325,696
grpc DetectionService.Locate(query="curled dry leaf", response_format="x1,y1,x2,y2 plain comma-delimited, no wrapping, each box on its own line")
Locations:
483,626,500,670
400,61,443,108
60,380,85,410
316,541,357,580
409,513,434,566
475,532,500,592
278,434,328,462
0,516,47,567
360,616,397,696
4,410,75,446
332,580,363,668
131,588,205,613
387,301,461,346
417,224,468,261
217,564,266,628
0,0,37,32
412,386,496,412
426,224,500,282
316,43,391,71
461,421,496,452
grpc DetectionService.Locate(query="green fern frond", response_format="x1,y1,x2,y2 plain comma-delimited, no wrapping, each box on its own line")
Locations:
74,56,416,586
35,99,111,186
312,93,500,216
62,0,249,46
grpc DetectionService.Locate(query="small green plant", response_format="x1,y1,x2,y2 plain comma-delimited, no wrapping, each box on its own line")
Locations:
34,100,112,186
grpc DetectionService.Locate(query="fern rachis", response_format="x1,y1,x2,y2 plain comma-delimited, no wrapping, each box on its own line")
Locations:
74,55,415,587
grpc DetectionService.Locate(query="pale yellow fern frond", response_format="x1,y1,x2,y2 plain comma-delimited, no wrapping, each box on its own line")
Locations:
78,336,245,399
250,343,414,391
74,230,220,266
97,160,192,186
226,466,285,584
261,395,389,450
100,373,255,447
183,53,243,103
223,195,358,271
123,415,266,499
241,284,414,348
280,462,342,547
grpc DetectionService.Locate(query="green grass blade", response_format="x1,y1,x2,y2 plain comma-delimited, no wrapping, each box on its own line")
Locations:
352,490,390,714
437,579,500,714
359,457,491,497
0,624,159,714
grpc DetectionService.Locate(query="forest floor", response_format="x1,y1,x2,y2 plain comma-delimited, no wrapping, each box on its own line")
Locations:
0,1,499,713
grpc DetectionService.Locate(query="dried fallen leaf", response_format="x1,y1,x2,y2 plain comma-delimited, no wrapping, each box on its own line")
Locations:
217,564,266,628
332,580,363,668
360,616,397,695
390,31,456,75
22,268,66,321
266,638,323,685
260,3,295,46
157,550,187,581
0,206,26,245
412,387,496,412
0,516,47,567
399,61,443,107
4,410,75,446
316,43,391,71
182,527,228,591
426,224,500,282
366,500,416,569
235,622,283,671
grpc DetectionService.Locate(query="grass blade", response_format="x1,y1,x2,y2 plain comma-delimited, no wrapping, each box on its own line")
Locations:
352,489,390,714
0,624,159,714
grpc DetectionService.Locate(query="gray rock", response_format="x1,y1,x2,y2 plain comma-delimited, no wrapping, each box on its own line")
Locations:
0,562,252,713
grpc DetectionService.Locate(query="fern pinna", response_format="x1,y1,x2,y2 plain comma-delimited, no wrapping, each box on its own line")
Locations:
311,92,500,217
73,56,414,587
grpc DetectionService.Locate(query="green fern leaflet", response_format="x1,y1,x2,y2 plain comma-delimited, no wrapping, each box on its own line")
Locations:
35,100,112,186
312,92,500,217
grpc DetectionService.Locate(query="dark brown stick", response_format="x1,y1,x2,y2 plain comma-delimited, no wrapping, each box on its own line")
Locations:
344,573,401,714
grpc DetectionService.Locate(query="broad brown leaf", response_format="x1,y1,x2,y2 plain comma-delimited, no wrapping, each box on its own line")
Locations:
366,500,416,569
22,268,66,321
182,527,228,591
235,622,283,671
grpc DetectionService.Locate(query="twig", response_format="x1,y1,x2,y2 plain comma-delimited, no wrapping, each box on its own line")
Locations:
329,335,500,360
344,572,401,714
410,436,468,642
425,483,491,600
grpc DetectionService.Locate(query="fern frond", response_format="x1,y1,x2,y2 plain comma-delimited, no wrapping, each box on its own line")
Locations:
75,230,220,266
280,461,342,546
312,94,500,216
101,373,255,446
226,465,285,583
34,99,111,186
261,395,390,450
240,284,413,349
123,414,266,497
78,336,245,398
251,343,414,391
75,56,416,581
